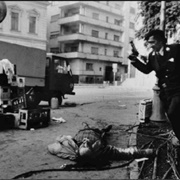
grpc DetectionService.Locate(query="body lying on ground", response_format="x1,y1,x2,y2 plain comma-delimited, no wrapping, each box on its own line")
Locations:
48,123,155,166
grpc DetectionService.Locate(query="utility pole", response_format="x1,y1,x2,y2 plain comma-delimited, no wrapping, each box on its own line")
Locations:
150,1,167,122
160,1,166,31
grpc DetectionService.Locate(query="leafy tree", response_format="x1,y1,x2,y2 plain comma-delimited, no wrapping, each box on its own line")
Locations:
135,1,180,40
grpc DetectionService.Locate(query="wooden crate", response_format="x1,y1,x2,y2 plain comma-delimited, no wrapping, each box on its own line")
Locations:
18,108,50,130
11,95,27,113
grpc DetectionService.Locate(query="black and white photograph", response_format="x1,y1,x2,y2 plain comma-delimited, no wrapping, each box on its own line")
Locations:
0,1,180,179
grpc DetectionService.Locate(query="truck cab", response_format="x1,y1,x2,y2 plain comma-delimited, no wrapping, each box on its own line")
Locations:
44,53,75,105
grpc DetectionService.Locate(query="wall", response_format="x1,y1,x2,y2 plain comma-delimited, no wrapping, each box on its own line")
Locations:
0,1,48,50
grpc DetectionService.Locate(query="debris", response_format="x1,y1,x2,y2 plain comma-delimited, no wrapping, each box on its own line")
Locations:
30,128,35,131
162,166,172,179
135,157,149,162
64,102,76,107
118,105,127,109
52,117,66,123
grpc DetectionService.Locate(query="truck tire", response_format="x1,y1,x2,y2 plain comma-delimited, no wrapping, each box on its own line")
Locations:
58,96,62,105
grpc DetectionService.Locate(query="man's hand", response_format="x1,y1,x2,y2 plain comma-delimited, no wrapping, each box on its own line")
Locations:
128,54,138,62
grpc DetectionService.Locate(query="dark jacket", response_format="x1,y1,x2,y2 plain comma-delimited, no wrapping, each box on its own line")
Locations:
131,44,180,98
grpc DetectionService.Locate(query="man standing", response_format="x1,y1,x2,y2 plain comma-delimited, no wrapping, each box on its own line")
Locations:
128,29,180,143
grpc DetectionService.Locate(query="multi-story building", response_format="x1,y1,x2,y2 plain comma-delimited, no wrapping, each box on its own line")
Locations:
47,1,138,84
0,1,49,50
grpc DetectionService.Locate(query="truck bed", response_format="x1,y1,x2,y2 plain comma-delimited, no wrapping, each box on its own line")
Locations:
0,41,46,87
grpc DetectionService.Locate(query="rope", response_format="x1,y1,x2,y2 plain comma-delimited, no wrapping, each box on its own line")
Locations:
12,159,134,179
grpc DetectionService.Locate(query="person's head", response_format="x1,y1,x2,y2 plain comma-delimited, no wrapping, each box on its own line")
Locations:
145,29,167,52
78,138,93,157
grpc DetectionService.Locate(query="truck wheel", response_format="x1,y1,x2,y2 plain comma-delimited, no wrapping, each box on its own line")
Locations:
58,96,62,105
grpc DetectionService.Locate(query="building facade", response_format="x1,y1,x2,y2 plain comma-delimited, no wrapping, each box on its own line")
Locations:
47,1,138,84
0,1,49,50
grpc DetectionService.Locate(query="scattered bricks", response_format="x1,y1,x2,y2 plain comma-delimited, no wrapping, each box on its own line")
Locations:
18,108,50,130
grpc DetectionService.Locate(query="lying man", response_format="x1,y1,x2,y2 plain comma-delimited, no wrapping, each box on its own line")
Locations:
48,123,155,166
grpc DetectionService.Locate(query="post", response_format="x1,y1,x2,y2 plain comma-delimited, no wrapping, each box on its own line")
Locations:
113,72,116,85
150,1,167,122
160,1,166,31
112,63,117,85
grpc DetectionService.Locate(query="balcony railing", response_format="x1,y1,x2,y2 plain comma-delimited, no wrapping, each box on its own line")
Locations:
59,1,124,16
58,14,124,31
57,33,124,47
56,51,123,63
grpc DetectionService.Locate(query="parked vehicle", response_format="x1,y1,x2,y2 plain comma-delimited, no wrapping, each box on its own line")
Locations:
0,41,75,107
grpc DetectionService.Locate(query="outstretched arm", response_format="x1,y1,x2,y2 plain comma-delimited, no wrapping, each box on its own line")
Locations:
128,55,153,74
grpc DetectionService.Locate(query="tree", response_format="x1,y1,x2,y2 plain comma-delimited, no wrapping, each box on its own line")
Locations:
135,1,180,40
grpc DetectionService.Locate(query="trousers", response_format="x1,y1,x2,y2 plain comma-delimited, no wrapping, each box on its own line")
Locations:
161,94,180,141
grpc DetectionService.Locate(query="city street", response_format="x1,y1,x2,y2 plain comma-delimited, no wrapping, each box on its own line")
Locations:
0,85,153,179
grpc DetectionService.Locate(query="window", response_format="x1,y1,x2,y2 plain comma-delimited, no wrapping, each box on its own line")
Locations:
105,32,108,39
114,19,122,26
70,46,78,52
92,12,99,20
27,9,40,34
130,22,135,29
130,7,135,14
50,47,59,53
104,48,107,55
86,63,93,71
92,30,99,37
114,3,121,10
114,35,119,42
113,50,119,57
51,14,59,22
50,31,59,39
54,58,67,74
106,16,109,22
29,16,36,33
11,12,19,31
91,47,98,55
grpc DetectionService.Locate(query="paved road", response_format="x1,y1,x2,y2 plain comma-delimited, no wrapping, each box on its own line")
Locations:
64,84,153,104
0,85,154,179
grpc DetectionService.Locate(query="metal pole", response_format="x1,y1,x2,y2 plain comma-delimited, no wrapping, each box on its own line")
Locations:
150,1,167,122
160,1,166,31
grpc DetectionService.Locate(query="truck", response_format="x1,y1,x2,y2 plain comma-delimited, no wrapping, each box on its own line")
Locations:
0,1,75,110
0,40,75,108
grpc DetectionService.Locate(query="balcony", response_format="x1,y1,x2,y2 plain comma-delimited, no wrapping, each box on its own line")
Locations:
56,52,123,63
57,33,124,47
59,1,124,16
58,14,124,32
